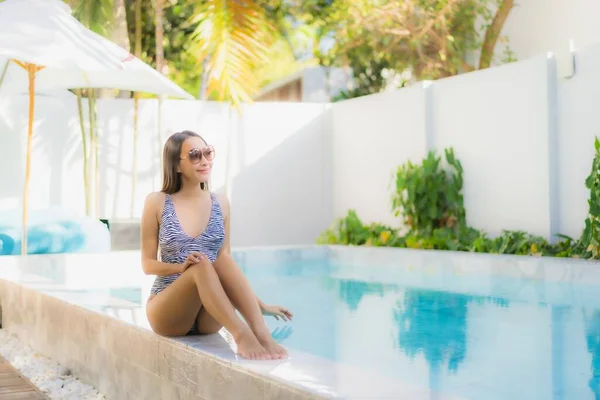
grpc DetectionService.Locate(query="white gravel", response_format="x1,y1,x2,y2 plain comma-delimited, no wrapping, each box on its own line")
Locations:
0,329,106,400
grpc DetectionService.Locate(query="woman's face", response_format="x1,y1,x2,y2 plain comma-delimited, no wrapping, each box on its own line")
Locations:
178,136,215,183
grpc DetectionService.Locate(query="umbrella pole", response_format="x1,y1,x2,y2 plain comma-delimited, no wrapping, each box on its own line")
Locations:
76,90,91,216
21,64,37,255
91,91,100,219
0,60,9,93
131,93,139,218
157,96,163,189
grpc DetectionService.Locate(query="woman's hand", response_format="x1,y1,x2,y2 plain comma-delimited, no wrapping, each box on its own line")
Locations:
180,252,207,273
261,304,293,322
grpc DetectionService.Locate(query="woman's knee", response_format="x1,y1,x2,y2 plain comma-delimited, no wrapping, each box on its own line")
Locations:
146,310,190,337
151,324,189,337
185,261,216,278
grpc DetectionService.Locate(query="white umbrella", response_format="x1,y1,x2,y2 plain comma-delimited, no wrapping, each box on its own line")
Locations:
0,0,193,98
0,0,194,255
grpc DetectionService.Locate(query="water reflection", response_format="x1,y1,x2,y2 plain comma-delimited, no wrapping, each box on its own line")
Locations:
325,277,522,397
394,289,469,377
272,325,294,343
333,279,397,311
585,310,600,399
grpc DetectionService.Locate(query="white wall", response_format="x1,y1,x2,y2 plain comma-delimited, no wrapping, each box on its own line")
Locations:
331,86,429,228
556,42,600,239
500,0,600,62
431,55,554,237
229,102,333,246
0,95,332,247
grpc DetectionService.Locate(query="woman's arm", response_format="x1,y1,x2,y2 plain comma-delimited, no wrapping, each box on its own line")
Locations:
256,297,267,310
140,192,184,276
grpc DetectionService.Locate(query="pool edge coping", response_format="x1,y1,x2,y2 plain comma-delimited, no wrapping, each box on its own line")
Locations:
0,278,328,400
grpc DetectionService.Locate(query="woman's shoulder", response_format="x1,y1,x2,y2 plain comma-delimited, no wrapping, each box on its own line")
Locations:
212,191,230,217
144,191,167,217
145,191,167,206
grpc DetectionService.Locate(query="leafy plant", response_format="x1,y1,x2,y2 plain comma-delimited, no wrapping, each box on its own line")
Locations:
392,148,465,236
548,234,583,258
580,138,600,259
317,210,401,247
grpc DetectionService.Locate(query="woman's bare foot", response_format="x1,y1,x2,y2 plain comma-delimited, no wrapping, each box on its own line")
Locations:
257,333,288,360
235,330,271,360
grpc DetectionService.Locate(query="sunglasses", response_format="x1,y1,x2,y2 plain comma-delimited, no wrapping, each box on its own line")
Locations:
181,146,215,164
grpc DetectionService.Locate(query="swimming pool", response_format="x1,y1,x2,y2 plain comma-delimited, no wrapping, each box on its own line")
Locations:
234,246,600,400
1,246,599,399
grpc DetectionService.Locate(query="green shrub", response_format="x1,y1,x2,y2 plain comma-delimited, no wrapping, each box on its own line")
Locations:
316,210,402,247
318,141,600,260
391,148,465,235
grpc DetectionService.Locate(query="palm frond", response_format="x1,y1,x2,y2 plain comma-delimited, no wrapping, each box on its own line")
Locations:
189,0,276,106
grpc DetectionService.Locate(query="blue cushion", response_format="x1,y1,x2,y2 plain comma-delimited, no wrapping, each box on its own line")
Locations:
0,208,110,255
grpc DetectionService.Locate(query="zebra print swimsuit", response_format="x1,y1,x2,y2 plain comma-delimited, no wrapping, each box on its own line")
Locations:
150,192,225,296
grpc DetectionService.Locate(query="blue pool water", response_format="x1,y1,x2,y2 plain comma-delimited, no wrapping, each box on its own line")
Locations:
5,248,598,398
237,253,600,400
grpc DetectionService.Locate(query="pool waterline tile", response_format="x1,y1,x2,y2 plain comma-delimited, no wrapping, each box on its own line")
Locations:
325,245,600,284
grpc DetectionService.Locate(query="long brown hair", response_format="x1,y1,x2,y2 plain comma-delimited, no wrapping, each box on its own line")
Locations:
161,130,207,194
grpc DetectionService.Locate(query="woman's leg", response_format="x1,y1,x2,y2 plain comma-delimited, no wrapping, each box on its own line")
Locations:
146,261,270,360
214,259,288,359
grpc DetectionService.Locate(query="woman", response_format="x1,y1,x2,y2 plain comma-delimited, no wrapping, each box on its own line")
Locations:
141,130,292,360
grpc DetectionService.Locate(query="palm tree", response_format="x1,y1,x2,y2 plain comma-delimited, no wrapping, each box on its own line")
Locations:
187,1,283,197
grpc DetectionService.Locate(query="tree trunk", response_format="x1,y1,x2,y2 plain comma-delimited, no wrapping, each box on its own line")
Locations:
479,0,514,70
88,90,100,219
131,0,142,218
111,0,131,52
154,0,165,75
113,0,132,98
155,0,165,187
198,58,210,100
